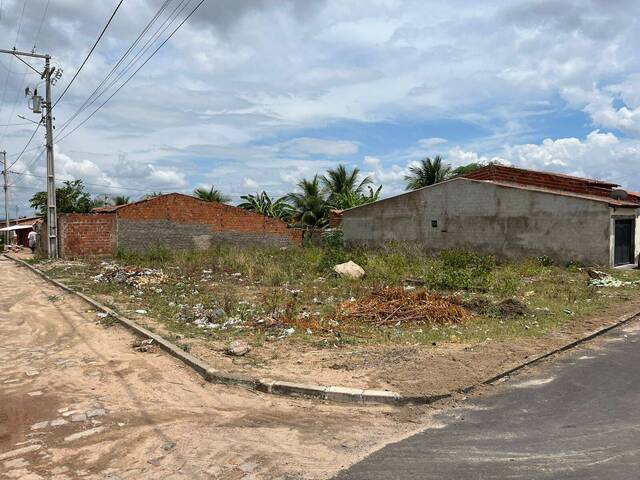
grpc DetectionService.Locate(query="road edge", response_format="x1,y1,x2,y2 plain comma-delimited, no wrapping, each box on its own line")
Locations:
6,253,640,406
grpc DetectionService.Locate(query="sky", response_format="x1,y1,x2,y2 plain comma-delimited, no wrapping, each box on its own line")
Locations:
0,0,640,216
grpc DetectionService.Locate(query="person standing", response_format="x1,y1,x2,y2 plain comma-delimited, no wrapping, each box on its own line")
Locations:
28,229,38,254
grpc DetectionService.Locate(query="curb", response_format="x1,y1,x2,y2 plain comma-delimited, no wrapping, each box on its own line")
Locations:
474,307,640,389
5,254,414,405
6,254,640,406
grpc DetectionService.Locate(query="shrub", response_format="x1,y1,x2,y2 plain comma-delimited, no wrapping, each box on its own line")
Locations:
536,255,554,267
322,229,344,248
423,250,495,291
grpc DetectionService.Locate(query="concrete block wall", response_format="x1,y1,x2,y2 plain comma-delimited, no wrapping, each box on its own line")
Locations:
115,194,302,252
58,213,116,257
342,178,614,266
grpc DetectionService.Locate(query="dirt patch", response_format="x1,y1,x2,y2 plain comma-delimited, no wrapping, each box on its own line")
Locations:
0,257,439,480
496,298,529,316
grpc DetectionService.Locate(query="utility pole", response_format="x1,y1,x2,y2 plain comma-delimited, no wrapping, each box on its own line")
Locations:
0,48,58,258
1,150,7,245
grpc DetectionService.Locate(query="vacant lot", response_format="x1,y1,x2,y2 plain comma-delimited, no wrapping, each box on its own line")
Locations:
32,244,640,396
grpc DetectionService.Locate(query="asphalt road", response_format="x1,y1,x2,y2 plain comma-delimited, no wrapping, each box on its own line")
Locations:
335,318,640,480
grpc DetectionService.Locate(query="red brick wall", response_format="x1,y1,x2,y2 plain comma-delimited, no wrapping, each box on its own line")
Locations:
116,193,303,248
464,165,619,199
58,213,116,258
328,209,343,228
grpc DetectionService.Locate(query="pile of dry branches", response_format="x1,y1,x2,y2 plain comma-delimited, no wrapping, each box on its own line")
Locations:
340,287,470,326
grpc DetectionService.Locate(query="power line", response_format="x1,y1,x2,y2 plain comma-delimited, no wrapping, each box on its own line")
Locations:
33,0,51,52
57,0,178,134
6,122,43,170
13,0,29,48
8,148,45,188
7,144,42,159
58,0,206,143
53,0,125,108
0,122,31,127
9,169,184,193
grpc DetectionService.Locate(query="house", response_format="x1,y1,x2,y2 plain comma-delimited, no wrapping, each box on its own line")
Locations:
0,216,42,247
341,165,640,267
47,193,302,258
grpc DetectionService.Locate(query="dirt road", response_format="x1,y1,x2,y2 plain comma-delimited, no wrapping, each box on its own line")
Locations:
0,257,433,479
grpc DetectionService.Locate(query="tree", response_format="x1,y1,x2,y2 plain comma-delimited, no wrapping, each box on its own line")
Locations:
193,186,230,203
112,195,130,205
143,191,163,200
238,191,292,221
450,162,484,177
286,176,328,227
404,155,452,190
30,180,93,216
321,164,372,198
327,185,382,210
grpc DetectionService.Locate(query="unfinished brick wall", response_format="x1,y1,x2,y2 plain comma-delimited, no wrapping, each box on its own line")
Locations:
464,164,627,199
328,209,343,228
115,193,302,252
58,213,116,257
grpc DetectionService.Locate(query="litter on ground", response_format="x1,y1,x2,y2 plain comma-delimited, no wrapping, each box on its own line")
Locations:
92,263,165,288
587,269,640,288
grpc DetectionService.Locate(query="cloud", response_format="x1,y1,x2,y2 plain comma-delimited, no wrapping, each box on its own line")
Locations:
278,137,359,157
2,0,640,213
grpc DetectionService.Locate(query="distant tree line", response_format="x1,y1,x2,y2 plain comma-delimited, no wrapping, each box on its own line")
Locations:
29,158,483,228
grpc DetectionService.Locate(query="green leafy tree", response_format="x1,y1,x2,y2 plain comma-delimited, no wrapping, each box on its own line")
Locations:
404,155,452,190
450,162,484,177
238,191,292,221
112,195,130,205
193,186,230,203
30,180,93,216
286,176,328,227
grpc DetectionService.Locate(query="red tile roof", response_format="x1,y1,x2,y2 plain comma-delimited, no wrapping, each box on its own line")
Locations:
465,179,640,207
464,164,640,206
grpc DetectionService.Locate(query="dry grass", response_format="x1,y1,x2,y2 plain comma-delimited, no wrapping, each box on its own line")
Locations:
340,287,470,326
34,244,640,347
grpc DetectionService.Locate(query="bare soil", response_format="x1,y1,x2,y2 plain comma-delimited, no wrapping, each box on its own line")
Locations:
189,299,640,396
0,256,439,479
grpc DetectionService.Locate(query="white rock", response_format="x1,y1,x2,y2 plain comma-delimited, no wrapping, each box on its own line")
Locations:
333,261,365,279
64,426,105,442
226,340,251,357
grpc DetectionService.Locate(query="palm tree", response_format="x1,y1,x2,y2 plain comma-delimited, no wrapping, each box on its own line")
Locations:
238,191,292,221
286,176,328,227
193,186,230,203
321,164,372,198
143,191,163,200
404,155,452,190
113,195,130,205
327,185,382,210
